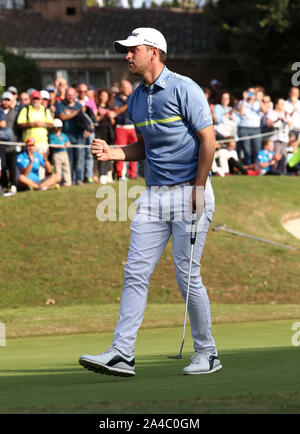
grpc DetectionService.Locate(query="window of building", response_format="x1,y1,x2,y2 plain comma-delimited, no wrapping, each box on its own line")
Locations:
41,69,111,90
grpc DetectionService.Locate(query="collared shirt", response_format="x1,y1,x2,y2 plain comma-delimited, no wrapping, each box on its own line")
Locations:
127,66,212,186
49,132,70,153
266,109,290,143
284,99,300,130
237,99,263,128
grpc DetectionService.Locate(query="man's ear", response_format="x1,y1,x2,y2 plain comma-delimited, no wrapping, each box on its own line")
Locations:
151,47,159,61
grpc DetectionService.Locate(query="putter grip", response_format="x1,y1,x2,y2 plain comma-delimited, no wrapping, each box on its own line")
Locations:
191,208,197,245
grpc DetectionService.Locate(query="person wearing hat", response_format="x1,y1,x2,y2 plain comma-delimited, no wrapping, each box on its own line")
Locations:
113,79,137,180
49,118,72,187
0,91,19,193
16,136,61,191
7,86,18,109
79,28,221,377
44,85,57,118
17,90,53,161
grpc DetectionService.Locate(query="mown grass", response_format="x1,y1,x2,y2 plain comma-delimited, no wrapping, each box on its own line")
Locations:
1,303,299,338
0,176,299,308
0,320,299,414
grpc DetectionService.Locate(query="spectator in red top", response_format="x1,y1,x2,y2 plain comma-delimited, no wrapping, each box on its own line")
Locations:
113,79,137,180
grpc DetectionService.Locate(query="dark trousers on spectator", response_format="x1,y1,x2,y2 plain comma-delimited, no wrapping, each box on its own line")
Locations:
228,157,248,175
238,126,262,165
266,168,281,175
0,145,7,188
1,151,17,188
66,134,84,184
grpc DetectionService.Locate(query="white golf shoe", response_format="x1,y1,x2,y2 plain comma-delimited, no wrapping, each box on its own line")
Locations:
79,346,135,377
182,351,222,375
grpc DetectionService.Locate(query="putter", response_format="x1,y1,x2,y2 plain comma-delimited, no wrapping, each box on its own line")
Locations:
168,207,198,359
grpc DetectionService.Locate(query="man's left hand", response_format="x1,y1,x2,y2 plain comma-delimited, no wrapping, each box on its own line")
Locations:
191,185,205,222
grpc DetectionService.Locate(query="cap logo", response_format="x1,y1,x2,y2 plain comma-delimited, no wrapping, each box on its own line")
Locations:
144,39,157,45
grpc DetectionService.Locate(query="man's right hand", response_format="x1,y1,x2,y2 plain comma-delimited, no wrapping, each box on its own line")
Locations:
29,151,34,163
91,138,112,161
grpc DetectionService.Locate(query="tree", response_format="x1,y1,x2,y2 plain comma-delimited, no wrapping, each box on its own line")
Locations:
0,43,42,93
203,0,300,92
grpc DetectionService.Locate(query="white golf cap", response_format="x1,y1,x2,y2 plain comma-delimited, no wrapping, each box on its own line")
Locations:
53,118,63,128
41,90,50,100
114,27,167,54
1,91,13,100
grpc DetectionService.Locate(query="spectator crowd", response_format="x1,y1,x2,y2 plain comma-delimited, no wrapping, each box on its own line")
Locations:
0,78,300,196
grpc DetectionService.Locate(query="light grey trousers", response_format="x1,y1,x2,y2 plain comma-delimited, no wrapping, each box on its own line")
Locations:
113,178,216,357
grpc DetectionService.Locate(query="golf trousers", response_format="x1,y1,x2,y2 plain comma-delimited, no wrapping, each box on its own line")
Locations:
112,178,216,357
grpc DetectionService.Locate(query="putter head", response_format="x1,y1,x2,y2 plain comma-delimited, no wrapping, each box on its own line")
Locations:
167,354,182,359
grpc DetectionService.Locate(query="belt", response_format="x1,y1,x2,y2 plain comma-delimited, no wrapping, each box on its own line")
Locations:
115,124,135,129
167,172,212,188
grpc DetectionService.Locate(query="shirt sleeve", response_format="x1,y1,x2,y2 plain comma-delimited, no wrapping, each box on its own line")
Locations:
214,105,224,124
46,109,53,123
55,102,63,116
17,107,27,124
178,81,213,132
0,108,6,122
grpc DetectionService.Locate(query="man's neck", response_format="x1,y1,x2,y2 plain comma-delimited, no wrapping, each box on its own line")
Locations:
143,64,165,87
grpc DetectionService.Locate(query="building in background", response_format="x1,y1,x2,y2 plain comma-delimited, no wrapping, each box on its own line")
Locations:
0,0,240,91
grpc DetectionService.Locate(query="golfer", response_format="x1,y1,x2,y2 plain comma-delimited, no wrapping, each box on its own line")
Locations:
79,28,222,376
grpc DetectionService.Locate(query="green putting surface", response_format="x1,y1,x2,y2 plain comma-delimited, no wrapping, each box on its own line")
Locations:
0,319,299,413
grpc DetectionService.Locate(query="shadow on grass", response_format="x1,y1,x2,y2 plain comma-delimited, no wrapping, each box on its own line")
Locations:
0,347,299,413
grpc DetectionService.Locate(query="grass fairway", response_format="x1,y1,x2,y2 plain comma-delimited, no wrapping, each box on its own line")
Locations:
0,176,299,307
1,319,299,414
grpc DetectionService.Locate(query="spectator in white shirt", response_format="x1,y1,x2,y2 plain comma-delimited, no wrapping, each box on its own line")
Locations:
237,87,267,165
266,98,292,173
284,87,300,138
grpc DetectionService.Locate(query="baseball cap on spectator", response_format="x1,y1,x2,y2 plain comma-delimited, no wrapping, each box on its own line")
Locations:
114,27,167,54
210,79,221,87
1,91,13,100
25,137,35,146
31,90,41,100
53,118,63,128
41,90,50,100
46,84,55,93
7,86,18,94
88,85,95,91
27,88,36,96
111,85,119,93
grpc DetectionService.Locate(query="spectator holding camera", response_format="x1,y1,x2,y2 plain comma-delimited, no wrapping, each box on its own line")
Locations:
214,91,239,139
238,87,267,165
266,98,292,173
284,87,300,138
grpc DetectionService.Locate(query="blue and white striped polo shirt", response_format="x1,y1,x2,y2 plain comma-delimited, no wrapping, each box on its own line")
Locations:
127,66,212,186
